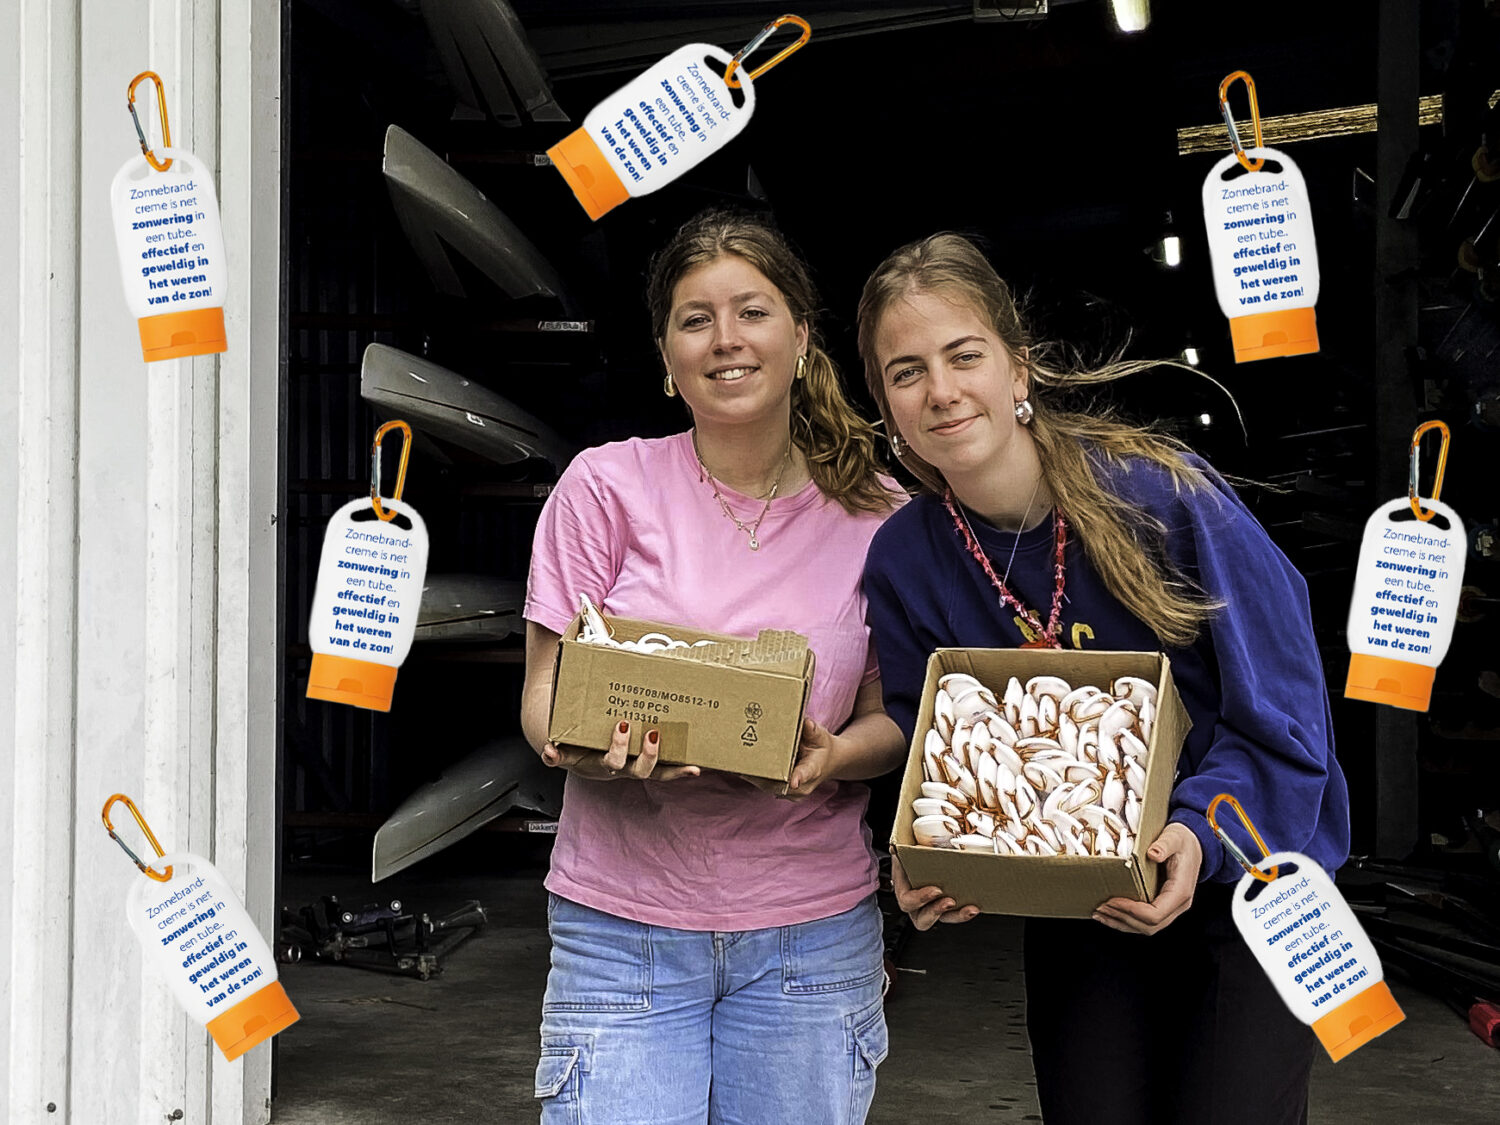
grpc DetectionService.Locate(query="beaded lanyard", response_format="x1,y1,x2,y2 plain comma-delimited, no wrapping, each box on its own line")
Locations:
942,490,1069,649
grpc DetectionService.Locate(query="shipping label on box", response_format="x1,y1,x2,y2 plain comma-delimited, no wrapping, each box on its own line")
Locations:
548,613,816,781
892,649,1190,919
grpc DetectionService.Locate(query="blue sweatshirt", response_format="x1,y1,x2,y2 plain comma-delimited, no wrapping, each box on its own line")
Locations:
862,454,1350,884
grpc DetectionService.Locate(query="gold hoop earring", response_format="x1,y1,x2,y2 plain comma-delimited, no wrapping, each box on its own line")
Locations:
795,354,807,380
664,371,677,398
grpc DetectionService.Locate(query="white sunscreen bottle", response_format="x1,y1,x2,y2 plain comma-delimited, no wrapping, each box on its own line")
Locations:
305,421,429,711
1231,852,1404,1061
1200,72,1321,363
1345,423,1466,711
1213,794,1404,1063
128,852,300,1059
106,795,299,1061
109,74,228,361
547,18,808,220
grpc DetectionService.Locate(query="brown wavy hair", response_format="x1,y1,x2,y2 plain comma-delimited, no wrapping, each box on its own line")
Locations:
646,209,900,514
856,233,1224,648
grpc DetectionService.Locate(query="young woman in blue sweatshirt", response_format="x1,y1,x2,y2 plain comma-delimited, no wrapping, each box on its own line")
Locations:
857,233,1350,1125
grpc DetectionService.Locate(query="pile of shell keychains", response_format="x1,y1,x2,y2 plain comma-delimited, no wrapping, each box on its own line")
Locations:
912,673,1158,857
576,594,715,654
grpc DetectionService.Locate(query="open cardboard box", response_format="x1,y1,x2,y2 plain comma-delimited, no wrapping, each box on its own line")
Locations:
892,649,1190,919
547,611,816,781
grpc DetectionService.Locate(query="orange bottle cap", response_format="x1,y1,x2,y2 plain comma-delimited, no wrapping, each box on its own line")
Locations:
1311,979,1404,1062
307,652,399,712
137,306,227,362
1228,306,1318,363
1345,653,1435,712
547,129,630,221
206,979,300,1061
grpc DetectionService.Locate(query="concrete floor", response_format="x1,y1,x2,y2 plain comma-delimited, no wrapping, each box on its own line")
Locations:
270,842,1499,1124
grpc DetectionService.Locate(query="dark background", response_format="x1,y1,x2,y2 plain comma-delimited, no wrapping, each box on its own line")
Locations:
278,0,1500,874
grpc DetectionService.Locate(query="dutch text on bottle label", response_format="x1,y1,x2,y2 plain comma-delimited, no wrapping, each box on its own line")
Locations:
142,872,261,1010
1201,147,1320,319
1346,497,1465,661
125,852,293,1030
1230,851,1393,1025
584,44,755,194
109,148,228,317
310,498,430,664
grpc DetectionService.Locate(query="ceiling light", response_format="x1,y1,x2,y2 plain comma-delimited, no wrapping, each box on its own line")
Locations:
1182,348,1200,366
1199,413,1213,426
1161,235,1181,267
1110,0,1150,33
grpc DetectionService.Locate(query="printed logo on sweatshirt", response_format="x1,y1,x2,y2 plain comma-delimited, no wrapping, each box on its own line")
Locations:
1014,616,1096,650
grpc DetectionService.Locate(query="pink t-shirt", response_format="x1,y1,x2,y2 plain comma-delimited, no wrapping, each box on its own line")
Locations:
525,431,902,930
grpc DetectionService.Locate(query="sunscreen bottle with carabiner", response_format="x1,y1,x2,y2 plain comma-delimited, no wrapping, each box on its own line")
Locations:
108,72,230,362
306,421,430,711
1200,72,1322,363
1215,796,1404,1062
547,16,809,220
105,795,299,1060
1345,422,1466,711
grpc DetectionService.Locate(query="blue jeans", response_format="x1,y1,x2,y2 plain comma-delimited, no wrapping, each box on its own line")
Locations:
534,893,889,1125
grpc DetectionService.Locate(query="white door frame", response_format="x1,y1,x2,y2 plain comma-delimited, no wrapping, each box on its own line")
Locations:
1,0,281,1121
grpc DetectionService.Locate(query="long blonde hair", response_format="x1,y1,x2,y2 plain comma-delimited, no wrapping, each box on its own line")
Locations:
647,209,899,514
856,233,1223,648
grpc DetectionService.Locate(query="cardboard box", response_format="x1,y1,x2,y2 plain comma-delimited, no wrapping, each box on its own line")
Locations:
891,649,1191,919
547,612,816,781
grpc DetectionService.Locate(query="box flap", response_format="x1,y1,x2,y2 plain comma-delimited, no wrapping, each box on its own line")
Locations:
659,629,809,676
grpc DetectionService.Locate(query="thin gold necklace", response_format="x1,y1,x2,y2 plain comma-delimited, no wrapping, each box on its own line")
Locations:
954,474,1042,589
691,430,792,551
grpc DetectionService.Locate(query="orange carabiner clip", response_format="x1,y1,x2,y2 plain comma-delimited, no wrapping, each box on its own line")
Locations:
1408,420,1451,522
127,71,174,173
370,420,413,523
1218,70,1265,174
102,794,174,882
724,15,811,89
1207,793,1279,883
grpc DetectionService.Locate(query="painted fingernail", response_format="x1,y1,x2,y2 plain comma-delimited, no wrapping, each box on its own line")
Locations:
646,729,659,746
617,721,629,734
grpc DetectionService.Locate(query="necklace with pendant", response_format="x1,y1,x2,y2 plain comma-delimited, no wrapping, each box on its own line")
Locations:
692,431,792,552
942,486,1069,649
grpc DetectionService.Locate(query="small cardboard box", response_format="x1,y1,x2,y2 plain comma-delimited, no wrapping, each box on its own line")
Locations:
547,612,817,781
892,649,1191,919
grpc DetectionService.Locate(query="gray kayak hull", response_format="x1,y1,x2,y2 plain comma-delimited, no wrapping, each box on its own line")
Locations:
383,123,575,311
372,739,562,881
361,343,575,473
416,574,526,643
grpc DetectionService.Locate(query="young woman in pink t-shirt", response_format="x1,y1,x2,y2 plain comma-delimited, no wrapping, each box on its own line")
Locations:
520,209,907,1124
